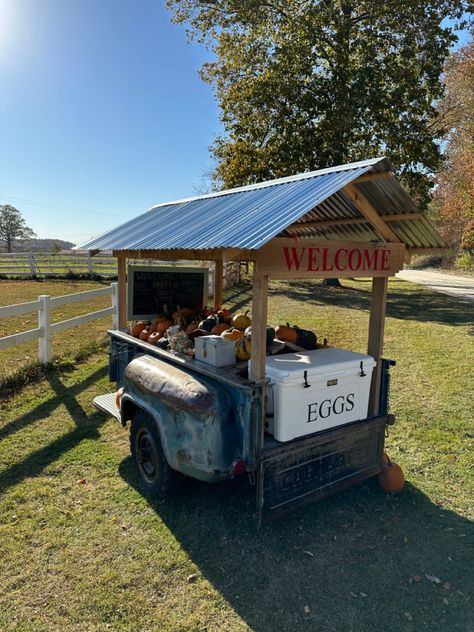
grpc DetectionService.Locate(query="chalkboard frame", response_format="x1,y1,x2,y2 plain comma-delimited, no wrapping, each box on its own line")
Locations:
127,265,209,320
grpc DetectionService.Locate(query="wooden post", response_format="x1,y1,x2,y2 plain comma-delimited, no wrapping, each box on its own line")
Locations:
214,256,224,310
249,263,268,383
38,295,52,363
367,276,388,415
117,255,127,329
29,252,36,277
111,282,119,329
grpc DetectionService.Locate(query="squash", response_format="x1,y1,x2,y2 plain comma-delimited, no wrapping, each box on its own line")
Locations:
199,316,217,332
188,329,212,341
155,320,173,335
211,323,229,335
115,387,124,409
148,331,162,345
131,321,148,337
217,308,232,323
378,453,405,492
186,322,199,336
235,336,252,361
294,326,317,350
221,327,244,341
232,310,251,330
139,327,152,342
244,325,276,347
275,323,298,344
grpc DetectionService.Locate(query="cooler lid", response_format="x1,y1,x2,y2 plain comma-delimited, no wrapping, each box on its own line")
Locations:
264,348,376,381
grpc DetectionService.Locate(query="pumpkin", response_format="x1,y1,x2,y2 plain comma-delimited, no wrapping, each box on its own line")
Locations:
221,327,244,341
155,320,173,335
294,326,317,350
199,317,217,332
235,336,252,361
211,323,229,335
378,453,405,492
131,321,148,337
232,310,251,330
217,308,232,323
275,323,298,344
148,331,162,345
188,328,212,341
244,325,276,347
186,322,199,336
115,387,124,409
139,327,152,341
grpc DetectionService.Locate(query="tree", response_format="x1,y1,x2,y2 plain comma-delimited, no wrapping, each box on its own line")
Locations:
167,0,471,209
0,205,36,252
430,35,474,254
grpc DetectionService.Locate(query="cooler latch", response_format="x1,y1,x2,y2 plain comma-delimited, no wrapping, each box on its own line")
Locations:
303,370,311,388
359,361,366,377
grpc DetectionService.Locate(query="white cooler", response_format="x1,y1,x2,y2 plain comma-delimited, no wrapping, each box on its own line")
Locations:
194,335,236,367
263,348,376,442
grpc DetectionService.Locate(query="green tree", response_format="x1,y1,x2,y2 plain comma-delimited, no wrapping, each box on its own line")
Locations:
0,205,36,252
168,0,471,208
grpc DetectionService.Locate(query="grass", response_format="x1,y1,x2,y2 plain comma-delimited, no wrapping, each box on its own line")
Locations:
0,277,473,631
0,279,113,385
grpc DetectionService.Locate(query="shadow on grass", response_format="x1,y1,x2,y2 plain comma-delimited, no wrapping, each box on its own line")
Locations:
120,459,474,632
226,280,474,329
0,367,108,495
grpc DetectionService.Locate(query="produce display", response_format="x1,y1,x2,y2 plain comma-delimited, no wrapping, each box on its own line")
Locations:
128,306,319,362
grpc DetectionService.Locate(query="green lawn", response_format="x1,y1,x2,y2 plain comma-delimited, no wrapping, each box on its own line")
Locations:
0,278,472,631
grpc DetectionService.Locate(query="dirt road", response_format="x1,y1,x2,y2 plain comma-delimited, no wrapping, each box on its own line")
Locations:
395,269,474,303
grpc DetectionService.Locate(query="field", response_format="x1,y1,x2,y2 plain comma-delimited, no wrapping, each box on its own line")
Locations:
0,278,473,631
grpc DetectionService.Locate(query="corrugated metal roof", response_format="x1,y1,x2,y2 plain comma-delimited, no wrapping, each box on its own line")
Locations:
76,157,446,252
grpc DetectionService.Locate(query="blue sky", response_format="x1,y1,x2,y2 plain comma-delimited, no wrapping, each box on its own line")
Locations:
0,2,471,246
0,0,221,244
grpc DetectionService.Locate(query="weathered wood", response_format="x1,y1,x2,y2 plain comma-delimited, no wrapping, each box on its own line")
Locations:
214,257,224,310
288,212,425,233
352,171,393,184
256,238,406,279
249,264,268,383
117,254,127,329
367,276,388,416
343,184,401,243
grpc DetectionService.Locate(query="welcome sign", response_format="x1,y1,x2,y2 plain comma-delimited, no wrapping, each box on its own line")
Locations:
256,238,406,279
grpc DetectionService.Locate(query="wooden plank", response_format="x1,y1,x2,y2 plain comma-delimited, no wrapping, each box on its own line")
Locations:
249,264,268,383
343,184,401,243
51,307,114,333
287,217,368,232
117,254,127,329
0,328,42,350
384,212,424,222
113,248,223,262
214,256,224,310
367,277,388,416
0,300,40,318
352,171,393,184
256,238,406,279
50,286,112,307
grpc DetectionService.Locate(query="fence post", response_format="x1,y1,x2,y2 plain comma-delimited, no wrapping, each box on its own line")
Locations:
38,295,52,363
29,252,36,277
88,252,93,276
111,282,119,329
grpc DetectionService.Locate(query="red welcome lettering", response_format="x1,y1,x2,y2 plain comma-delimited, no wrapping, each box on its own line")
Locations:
363,249,379,270
322,248,334,271
283,247,306,271
334,249,348,271
381,249,390,270
307,248,320,271
348,249,362,271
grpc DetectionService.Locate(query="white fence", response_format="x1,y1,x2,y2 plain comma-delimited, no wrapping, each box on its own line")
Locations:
0,251,117,278
0,283,118,364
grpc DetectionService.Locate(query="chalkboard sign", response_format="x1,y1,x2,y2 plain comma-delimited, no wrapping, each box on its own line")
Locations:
127,265,209,320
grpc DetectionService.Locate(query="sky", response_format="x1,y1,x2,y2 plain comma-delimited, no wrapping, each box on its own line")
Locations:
0,0,221,245
0,2,471,247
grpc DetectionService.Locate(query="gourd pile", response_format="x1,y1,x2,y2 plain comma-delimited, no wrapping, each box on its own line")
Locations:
129,307,318,361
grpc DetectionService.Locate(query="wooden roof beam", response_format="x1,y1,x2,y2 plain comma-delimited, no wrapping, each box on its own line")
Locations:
287,212,425,233
352,171,393,184
342,184,401,243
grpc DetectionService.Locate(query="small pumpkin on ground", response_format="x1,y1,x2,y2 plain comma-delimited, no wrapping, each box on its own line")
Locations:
378,452,405,492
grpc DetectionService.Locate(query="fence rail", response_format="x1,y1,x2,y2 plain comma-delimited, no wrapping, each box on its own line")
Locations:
0,283,118,363
0,251,117,277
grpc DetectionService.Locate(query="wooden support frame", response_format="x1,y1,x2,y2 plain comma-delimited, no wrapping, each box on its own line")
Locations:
367,276,388,416
343,184,401,243
249,263,268,384
117,254,127,329
352,171,393,184
214,256,224,310
287,212,425,234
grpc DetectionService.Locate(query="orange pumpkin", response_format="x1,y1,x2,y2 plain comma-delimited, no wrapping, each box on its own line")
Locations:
221,327,244,341
131,321,148,337
378,453,405,492
148,331,162,345
275,323,298,344
139,328,152,342
115,387,124,409
186,322,199,336
211,323,230,335
155,320,173,335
